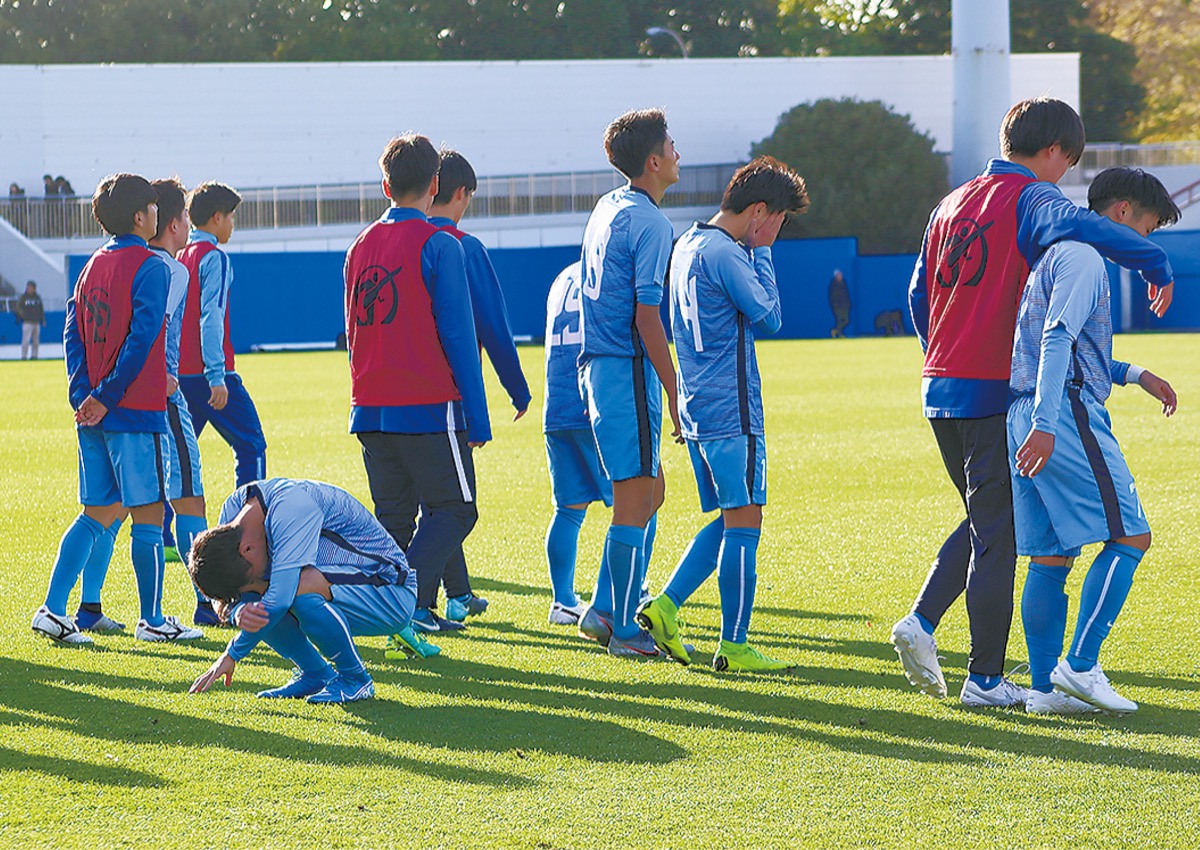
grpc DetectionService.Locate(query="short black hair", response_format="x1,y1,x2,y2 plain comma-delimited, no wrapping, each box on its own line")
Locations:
187,181,241,227
1088,167,1181,230
151,177,187,239
188,524,251,607
604,108,669,180
433,150,478,206
1000,98,1086,166
91,173,157,236
721,156,810,216
380,134,440,201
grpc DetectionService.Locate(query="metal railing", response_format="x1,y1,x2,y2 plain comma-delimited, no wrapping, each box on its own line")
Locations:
1170,178,1200,211
0,163,739,240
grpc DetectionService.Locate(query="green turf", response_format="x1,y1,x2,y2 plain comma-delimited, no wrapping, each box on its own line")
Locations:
2,336,1198,847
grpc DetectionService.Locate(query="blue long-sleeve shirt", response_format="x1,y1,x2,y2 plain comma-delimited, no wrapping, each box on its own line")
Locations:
187,229,233,386
348,207,492,443
430,216,532,414
908,159,1173,419
65,235,170,433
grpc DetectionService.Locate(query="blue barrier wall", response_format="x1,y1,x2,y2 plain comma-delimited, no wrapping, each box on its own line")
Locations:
56,228,1199,352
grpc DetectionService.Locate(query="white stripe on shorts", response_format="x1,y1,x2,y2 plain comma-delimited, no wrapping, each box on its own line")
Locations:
446,403,473,503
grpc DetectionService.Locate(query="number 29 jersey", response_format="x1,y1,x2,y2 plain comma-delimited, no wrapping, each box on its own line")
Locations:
670,223,780,441
543,261,590,432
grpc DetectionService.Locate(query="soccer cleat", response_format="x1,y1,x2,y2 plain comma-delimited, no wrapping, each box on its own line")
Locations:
1026,688,1100,715
445,593,489,622
193,600,222,627
163,545,182,564
960,676,1029,708
712,641,795,673
577,606,613,647
306,674,375,704
1050,661,1138,714
606,629,662,660
635,595,691,665
410,608,467,633
75,607,126,632
548,600,588,626
890,613,947,698
257,668,335,699
32,606,93,646
385,625,441,659
135,615,203,642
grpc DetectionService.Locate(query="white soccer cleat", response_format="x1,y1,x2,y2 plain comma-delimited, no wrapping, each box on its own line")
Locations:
135,615,204,642
890,614,947,698
1026,688,1100,716
959,675,1030,708
32,606,93,646
548,600,588,626
1050,660,1138,714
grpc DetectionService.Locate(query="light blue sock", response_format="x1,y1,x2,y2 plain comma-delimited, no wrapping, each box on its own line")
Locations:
591,549,613,615
545,506,586,607
1067,543,1143,672
291,593,367,680
639,512,658,594
1022,562,1071,692
717,527,760,643
81,518,123,606
663,517,724,609
44,514,106,615
261,612,336,680
606,524,645,640
130,523,166,626
174,513,209,603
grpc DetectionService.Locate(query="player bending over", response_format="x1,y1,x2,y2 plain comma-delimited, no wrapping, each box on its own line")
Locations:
638,157,809,671
188,478,436,704
1010,167,1179,715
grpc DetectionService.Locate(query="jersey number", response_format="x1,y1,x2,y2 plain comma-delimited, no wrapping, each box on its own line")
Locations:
675,269,703,352
548,281,582,348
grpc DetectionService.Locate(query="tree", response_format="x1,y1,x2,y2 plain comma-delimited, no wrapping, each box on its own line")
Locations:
752,98,948,254
776,0,1146,142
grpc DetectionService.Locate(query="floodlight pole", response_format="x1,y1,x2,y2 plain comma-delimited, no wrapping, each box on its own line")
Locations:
951,0,1011,187
646,27,689,59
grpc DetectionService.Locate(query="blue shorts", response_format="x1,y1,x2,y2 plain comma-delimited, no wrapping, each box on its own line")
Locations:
328,569,418,636
77,428,171,508
166,390,204,501
1008,390,1149,557
545,428,613,507
688,434,767,513
580,355,661,482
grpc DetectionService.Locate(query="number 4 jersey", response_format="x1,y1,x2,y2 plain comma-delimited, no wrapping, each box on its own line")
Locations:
669,223,781,442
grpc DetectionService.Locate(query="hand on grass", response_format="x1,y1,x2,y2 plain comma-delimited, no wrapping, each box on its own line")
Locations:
1015,429,1054,477
190,652,236,694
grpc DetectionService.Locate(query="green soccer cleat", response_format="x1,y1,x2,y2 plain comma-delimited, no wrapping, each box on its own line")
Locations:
385,625,441,659
635,595,691,665
712,640,795,673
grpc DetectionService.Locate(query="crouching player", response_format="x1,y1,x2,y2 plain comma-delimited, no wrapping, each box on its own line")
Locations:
1011,167,1179,714
188,478,437,704
638,157,809,671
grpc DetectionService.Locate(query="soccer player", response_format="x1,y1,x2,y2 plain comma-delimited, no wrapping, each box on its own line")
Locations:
177,181,268,490
345,134,491,634
638,157,809,671
894,97,1175,707
542,260,613,625
575,108,681,659
187,478,435,704
427,149,532,622
1011,167,1179,714
74,178,219,632
31,173,202,645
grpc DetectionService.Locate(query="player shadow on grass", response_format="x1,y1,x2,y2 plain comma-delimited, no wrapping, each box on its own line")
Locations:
0,655,529,788
378,656,1200,774
471,576,547,598
0,742,165,789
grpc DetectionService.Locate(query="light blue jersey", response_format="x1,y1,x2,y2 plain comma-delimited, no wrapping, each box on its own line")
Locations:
669,223,782,440
1010,242,1131,432
578,185,673,361
150,248,190,382
222,478,410,660
543,261,589,432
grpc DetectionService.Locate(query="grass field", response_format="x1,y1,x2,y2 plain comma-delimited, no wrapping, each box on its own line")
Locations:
2,336,1198,848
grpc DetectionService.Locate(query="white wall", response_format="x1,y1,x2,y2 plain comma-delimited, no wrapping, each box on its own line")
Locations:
0,55,1078,194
